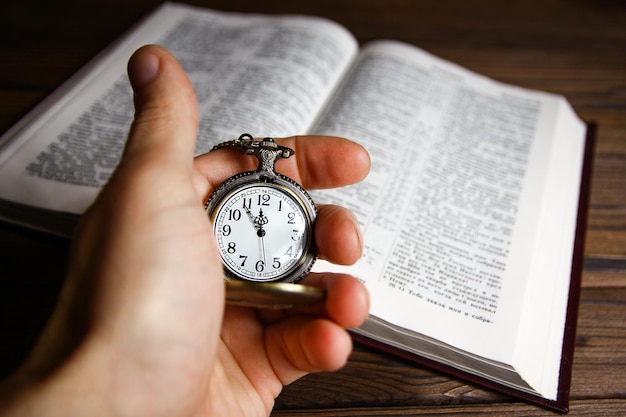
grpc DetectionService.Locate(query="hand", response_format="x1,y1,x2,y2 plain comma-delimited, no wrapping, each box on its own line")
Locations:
0,45,370,417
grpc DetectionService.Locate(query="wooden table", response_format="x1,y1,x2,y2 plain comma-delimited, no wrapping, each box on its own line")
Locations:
1,0,625,415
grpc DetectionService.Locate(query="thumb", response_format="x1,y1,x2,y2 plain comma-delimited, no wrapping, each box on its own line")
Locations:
123,45,198,171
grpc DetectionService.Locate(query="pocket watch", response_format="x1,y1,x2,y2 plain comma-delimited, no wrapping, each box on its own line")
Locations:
205,134,318,284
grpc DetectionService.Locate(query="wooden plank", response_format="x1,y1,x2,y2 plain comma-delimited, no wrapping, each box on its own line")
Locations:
582,269,626,288
585,231,626,257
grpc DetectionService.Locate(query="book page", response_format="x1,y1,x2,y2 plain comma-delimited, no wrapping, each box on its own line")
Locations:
0,3,357,214
310,40,585,379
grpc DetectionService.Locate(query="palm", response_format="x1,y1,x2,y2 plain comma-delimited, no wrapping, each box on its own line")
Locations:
209,308,283,416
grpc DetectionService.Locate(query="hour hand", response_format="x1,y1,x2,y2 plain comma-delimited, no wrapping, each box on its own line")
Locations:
243,206,258,227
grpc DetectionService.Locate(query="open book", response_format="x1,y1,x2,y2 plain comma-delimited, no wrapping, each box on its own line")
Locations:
0,2,591,412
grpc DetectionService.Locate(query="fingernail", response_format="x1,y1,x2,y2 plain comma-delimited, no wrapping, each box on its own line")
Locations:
128,46,160,89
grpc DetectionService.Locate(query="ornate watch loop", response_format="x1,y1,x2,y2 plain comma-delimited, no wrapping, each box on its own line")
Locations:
212,134,294,174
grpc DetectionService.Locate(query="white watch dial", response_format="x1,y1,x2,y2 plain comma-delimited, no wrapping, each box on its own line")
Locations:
213,183,312,282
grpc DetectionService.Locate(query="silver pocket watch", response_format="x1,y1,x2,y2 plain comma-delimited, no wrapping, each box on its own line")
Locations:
205,134,323,307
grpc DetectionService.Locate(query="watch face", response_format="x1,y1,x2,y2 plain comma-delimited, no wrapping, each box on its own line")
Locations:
208,180,316,282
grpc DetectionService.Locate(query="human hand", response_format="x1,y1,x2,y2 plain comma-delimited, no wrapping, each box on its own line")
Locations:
0,45,370,417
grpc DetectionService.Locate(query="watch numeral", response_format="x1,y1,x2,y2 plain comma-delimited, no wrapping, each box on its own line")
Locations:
257,194,270,206
273,257,281,269
228,209,242,221
222,224,231,236
242,198,252,210
255,260,265,272
287,212,296,224
239,255,248,266
227,242,236,254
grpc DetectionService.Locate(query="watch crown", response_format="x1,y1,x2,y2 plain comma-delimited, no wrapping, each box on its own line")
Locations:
261,137,277,148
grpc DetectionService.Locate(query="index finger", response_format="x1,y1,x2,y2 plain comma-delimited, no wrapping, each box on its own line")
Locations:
192,135,371,201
